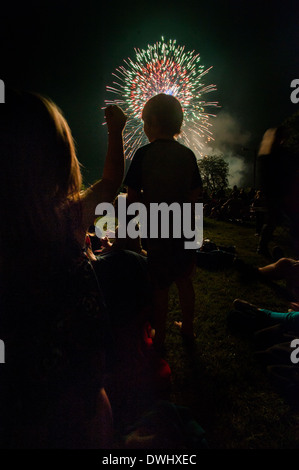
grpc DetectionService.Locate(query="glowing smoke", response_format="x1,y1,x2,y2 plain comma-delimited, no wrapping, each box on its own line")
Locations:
198,111,252,188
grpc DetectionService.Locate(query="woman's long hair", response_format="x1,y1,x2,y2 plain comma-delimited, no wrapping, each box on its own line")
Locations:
0,89,83,280
0,91,107,448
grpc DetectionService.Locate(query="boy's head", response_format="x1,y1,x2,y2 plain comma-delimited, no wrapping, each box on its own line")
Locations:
142,93,183,141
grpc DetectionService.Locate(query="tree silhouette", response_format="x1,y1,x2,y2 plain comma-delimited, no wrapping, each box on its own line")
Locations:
198,155,229,193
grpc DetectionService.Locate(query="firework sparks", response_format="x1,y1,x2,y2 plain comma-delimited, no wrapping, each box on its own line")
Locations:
105,37,218,159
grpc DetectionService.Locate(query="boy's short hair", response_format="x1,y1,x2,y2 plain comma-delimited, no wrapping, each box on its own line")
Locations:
142,93,183,136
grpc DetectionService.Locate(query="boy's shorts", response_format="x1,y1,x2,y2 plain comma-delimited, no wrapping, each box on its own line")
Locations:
147,241,196,289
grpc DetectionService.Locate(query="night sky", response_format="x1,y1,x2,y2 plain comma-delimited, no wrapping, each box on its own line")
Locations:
1,0,298,186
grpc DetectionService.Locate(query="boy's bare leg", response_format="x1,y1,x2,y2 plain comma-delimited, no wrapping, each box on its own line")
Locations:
152,287,169,347
175,276,195,338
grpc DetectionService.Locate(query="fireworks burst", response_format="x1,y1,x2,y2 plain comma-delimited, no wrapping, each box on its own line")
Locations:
105,37,218,160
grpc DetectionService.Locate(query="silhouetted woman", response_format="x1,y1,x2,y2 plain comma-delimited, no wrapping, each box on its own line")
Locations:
0,89,126,448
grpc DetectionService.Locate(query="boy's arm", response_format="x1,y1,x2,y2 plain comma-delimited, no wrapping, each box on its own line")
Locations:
79,105,127,235
127,186,141,204
190,186,202,203
190,152,203,203
123,148,144,204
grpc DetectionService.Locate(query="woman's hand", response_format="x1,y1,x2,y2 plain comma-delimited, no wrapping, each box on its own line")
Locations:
104,105,127,134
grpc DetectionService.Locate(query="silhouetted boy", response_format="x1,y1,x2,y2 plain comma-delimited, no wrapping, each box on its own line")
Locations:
124,93,202,349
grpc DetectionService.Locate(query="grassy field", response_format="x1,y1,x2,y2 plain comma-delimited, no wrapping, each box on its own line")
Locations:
164,217,299,449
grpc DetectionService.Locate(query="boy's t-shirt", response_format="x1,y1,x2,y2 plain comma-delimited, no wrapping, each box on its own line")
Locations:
124,138,202,250
124,139,202,287
124,139,202,204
